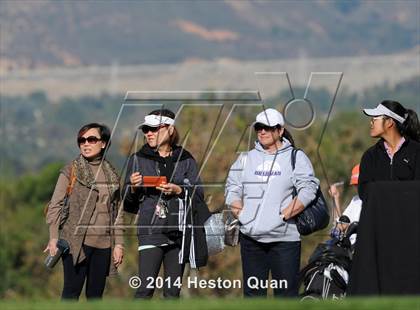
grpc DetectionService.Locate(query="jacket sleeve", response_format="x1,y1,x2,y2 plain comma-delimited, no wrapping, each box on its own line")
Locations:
46,164,71,239
292,151,320,208
415,146,420,179
113,197,125,246
123,154,143,214
358,150,373,203
185,157,211,225
224,153,246,206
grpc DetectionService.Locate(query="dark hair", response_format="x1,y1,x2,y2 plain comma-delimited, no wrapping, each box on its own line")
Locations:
148,108,179,146
381,100,420,142
77,123,111,154
283,128,295,146
275,125,295,146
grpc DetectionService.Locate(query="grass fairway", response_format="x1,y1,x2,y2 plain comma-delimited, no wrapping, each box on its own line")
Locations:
1,298,420,310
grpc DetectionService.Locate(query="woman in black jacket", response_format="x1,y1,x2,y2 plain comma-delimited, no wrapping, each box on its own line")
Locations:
359,100,420,202
123,109,210,299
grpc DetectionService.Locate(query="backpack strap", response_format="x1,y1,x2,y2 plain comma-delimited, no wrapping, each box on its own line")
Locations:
290,148,301,197
291,148,302,171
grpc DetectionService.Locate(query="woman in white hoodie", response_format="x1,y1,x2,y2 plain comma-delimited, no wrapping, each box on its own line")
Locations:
225,108,319,297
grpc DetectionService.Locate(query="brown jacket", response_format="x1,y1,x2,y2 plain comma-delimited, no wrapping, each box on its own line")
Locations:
46,155,123,274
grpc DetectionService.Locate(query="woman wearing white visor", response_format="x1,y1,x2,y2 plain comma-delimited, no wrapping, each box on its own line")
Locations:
359,100,420,202
123,109,210,299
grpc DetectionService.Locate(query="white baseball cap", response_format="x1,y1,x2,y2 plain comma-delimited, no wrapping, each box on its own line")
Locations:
138,114,175,128
254,108,285,127
363,104,406,124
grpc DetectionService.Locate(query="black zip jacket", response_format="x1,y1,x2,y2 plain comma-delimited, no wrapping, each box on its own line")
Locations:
358,137,420,202
123,144,211,267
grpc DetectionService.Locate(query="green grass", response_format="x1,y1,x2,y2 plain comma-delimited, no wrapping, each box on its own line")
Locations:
1,298,420,310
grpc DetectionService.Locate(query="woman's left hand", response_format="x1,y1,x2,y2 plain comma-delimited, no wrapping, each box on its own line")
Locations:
113,245,124,268
156,183,182,196
282,198,305,220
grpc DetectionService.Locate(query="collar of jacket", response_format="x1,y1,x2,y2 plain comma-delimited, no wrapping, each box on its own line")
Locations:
376,137,410,152
73,154,119,196
254,137,293,155
137,144,193,163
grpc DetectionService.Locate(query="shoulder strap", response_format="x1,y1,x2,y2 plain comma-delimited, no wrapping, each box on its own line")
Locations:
66,162,77,196
44,162,76,216
290,148,300,197
291,148,300,171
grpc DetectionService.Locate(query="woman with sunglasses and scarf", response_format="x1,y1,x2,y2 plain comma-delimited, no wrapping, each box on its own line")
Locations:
45,123,124,300
225,108,319,298
124,109,210,299
359,100,420,201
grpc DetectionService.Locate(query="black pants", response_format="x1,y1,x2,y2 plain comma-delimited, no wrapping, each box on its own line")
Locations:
61,244,111,300
135,244,185,299
240,233,301,298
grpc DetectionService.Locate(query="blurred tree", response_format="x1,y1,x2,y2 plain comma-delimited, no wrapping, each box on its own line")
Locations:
0,77,418,298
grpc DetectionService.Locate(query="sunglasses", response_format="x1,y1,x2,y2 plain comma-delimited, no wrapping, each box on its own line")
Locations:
370,116,387,123
78,136,101,145
254,123,279,132
141,125,168,134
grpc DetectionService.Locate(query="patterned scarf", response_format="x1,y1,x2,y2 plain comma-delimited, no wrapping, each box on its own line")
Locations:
73,154,120,197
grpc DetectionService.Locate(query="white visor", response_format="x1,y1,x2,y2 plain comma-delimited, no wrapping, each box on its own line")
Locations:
138,114,175,128
363,104,406,124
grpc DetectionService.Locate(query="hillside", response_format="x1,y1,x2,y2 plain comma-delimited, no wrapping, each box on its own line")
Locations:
0,0,418,69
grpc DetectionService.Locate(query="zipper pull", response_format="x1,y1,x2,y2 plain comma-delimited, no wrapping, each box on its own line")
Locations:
390,156,394,180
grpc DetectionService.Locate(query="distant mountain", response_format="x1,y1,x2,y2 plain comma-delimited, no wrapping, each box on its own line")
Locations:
0,0,418,69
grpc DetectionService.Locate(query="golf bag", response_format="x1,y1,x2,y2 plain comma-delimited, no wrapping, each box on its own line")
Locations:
299,222,358,300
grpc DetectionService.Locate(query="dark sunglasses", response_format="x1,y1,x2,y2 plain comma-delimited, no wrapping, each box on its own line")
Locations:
141,125,167,134
78,136,101,145
254,123,279,132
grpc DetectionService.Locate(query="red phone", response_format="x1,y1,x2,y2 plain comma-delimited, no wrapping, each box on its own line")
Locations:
143,176,167,187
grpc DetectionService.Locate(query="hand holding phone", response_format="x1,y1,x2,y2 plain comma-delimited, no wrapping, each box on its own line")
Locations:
130,172,143,187
155,180,182,196
143,176,167,187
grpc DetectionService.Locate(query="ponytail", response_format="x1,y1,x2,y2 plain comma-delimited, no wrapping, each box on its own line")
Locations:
282,128,295,147
381,100,420,142
402,109,420,142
